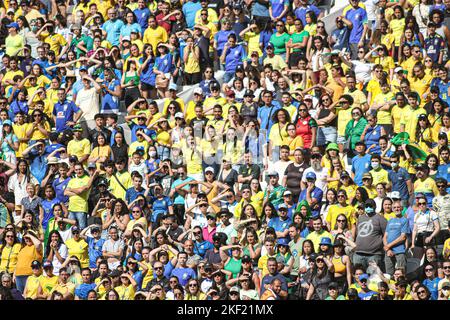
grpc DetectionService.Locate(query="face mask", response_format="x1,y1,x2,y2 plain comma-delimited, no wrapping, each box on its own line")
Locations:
149,151,157,157
391,162,398,169
31,26,38,32
365,207,375,215
371,162,380,169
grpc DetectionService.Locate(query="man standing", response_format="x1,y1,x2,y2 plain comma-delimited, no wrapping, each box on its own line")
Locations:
75,72,101,132
353,199,387,270
64,163,98,230
383,200,410,275
352,141,372,186
345,0,368,59
388,152,413,208
53,88,82,133
298,172,323,218
101,9,125,46
260,257,288,299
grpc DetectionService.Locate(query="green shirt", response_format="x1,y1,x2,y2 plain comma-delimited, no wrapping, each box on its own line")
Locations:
269,32,291,55
71,35,93,58
290,30,309,52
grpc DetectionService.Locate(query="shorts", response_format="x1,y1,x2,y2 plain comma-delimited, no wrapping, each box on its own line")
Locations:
141,82,154,91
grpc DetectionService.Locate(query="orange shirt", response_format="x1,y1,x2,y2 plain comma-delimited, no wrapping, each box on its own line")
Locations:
15,245,42,276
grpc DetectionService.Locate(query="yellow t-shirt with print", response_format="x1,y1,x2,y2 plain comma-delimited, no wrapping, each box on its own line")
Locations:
389,18,405,46
244,31,263,57
163,97,185,114
45,34,67,56
67,138,91,164
24,274,44,299
374,56,395,73
27,121,51,141
40,275,59,296
326,204,357,230
115,284,135,300
65,238,89,268
400,106,426,142
67,175,91,213
129,140,150,160
391,104,407,134
373,91,395,125
366,79,382,105
369,168,389,186
337,107,353,137
13,123,28,158
409,73,432,102
51,281,75,296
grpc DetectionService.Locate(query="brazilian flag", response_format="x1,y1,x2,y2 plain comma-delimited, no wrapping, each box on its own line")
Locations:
390,132,428,164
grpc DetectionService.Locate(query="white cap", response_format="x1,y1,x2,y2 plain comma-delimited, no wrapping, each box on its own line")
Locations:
304,94,313,100
205,166,215,174
390,191,401,199
394,66,403,73
193,87,204,95
169,83,177,91
122,36,131,42
175,112,184,119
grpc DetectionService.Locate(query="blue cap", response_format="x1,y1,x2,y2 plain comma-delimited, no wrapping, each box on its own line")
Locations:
277,238,289,246
2,119,12,126
359,274,369,281
319,237,332,246
306,172,316,180
79,66,88,72
6,22,19,29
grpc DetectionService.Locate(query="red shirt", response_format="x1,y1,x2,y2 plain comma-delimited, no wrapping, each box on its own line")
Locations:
156,13,175,33
295,115,317,149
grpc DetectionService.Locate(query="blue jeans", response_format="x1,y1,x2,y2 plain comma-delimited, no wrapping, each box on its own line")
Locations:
223,71,235,83
157,145,171,161
352,253,384,272
15,275,29,294
317,126,337,146
69,211,87,230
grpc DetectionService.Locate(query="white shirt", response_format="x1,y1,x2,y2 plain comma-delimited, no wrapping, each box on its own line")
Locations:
414,210,439,233
352,60,374,84
8,173,38,206
52,244,68,275
75,86,99,121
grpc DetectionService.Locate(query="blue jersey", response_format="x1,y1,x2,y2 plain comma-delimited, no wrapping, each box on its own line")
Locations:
87,236,106,269
331,26,351,51
53,100,80,133
150,196,173,222
120,23,142,37
425,33,445,63
430,78,450,105
40,198,59,230
388,168,411,200
298,186,323,216
134,7,151,30
352,154,371,186
364,125,383,155
171,267,196,286
52,177,71,204
257,103,281,140
214,30,235,57
345,7,368,44
294,5,321,26
154,53,174,74
270,0,289,19
101,79,121,113
224,45,246,73
182,0,202,28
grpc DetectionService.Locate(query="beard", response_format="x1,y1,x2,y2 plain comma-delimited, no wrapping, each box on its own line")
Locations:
312,163,322,171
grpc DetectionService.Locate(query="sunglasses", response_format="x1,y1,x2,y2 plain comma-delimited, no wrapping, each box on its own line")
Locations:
154,267,163,270
425,268,434,272
418,202,427,205
337,219,346,223
443,266,450,269
417,290,426,294
299,109,307,112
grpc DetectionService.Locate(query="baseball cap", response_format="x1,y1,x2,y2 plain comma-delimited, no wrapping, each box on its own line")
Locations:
47,157,59,165
87,162,96,169
283,190,292,196
205,167,215,174
268,171,279,177
362,172,372,179
266,42,274,49
244,89,254,97
226,90,235,97
241,255,252,263
235,65,245,73
79,66,88,72
230,286,240,293
359,274,369,281
439,132,448,139
305,172,317,180
175,112,184,119
278,203,288,210
304,94,313,101
277,238,289,246
394,66,403,73
72,124,83,132
169,83,177,91
31,260,41,269
390,191,401,200
98,178,108,186
122,36,131,42
415,163,428,171
43,261,53,269
72,225,80,233
2,119,12,127
340,171,350,178
210,82,220,90
6,22,19,29
193,87,203,95
328,282,339,289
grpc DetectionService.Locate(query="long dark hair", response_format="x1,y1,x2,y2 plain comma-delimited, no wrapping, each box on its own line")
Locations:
351,187,369,206
44,230,64,259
